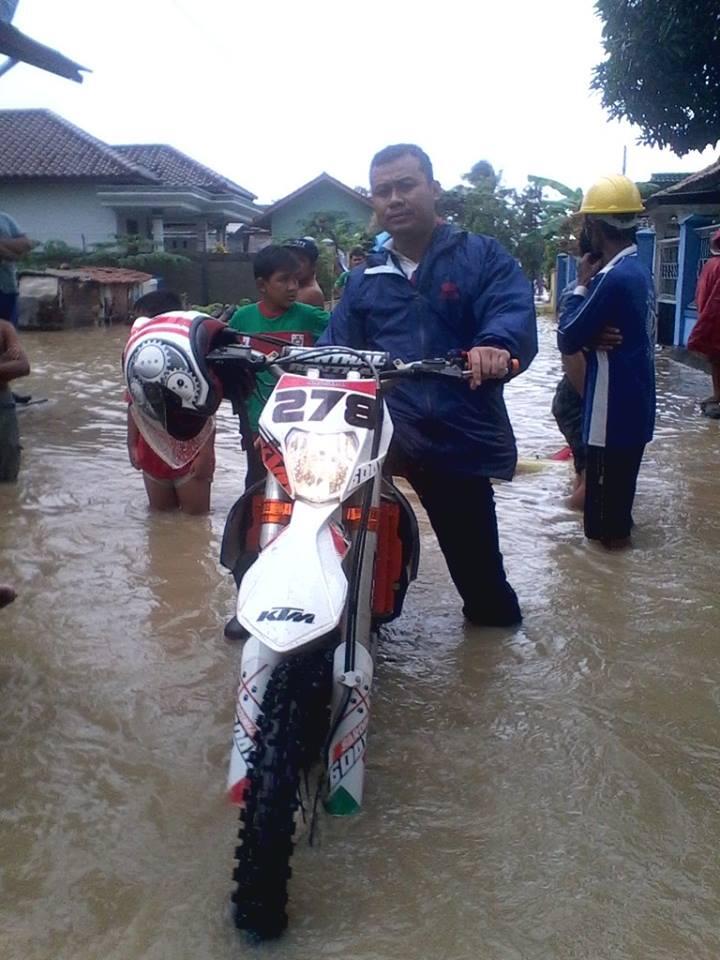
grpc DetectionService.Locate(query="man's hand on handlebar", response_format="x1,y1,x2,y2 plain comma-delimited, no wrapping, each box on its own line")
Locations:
466,347,512,389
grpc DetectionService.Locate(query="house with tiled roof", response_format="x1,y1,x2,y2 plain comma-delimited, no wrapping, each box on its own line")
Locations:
644,158,720,346
0,109,260,253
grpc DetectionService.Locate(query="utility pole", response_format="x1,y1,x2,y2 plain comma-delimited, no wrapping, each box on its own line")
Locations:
622,145,628,176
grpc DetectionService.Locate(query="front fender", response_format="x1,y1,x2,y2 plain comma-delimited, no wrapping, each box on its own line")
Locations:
237,501,347,653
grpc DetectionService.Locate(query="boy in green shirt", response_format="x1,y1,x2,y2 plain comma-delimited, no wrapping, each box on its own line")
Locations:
229,245,328,485
224,245,328,642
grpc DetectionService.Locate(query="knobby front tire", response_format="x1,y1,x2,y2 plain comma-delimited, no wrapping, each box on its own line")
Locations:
231,651,331,940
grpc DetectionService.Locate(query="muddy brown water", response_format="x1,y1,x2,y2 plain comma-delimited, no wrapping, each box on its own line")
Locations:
1,320,719,960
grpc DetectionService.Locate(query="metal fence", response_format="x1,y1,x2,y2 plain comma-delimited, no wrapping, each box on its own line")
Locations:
657,238,679,300
696,223,720,277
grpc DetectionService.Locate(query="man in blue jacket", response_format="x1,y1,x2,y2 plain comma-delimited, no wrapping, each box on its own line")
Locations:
558,175,656,547
319,144,537,626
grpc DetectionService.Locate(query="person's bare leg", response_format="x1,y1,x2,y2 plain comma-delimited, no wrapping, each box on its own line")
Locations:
177,477,211,515
143,474,180,511
568,471,586,510
711,360,720,400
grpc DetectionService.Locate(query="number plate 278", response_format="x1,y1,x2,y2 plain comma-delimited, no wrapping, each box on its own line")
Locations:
271,387,376,429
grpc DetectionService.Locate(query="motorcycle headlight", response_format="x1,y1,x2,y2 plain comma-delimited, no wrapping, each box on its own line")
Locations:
284,429,359,503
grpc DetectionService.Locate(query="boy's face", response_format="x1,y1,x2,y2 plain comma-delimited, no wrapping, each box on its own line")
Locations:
349,253,366,268
258,268,300,310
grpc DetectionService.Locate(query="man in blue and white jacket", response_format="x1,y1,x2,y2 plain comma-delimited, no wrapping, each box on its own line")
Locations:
558,175,656,546
319,144,537,626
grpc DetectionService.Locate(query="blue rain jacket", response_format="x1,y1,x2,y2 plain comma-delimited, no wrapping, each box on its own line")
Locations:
557,247,656,449
318,225,537,479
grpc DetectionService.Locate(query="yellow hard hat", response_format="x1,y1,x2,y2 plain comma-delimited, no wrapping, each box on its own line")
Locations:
579,175,644,215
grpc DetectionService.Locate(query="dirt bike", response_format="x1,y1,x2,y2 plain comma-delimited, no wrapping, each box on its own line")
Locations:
207,340,515,940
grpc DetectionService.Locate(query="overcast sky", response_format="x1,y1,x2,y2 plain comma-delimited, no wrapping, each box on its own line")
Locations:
2,0,718,203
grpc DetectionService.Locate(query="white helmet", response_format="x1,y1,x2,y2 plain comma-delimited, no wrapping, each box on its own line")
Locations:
123,311,226,468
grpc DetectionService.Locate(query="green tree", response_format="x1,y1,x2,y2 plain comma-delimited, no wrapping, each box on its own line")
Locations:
298,211,372,252
592,0,720,154
439,164,584,284
438,161,521,254
297,211,374,297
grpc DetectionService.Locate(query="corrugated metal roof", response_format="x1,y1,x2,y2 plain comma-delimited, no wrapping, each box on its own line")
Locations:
0,21,89,83
649,157,720,200
20,266,153,284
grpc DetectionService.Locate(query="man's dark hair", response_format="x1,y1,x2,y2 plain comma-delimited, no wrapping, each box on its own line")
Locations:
349,245,367,258
253,244,300,280
370,144,434,182
283,237,319,264
133,289,182,316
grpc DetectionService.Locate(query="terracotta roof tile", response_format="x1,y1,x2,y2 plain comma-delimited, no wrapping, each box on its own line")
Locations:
112,144,256,199
0,109,156,182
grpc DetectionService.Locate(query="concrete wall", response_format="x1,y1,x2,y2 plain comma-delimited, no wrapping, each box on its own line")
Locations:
156,253,257,306
0,182,118,248
270,183,372,240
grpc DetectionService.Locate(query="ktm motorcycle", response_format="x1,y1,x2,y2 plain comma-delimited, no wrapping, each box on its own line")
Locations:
207,340,515,940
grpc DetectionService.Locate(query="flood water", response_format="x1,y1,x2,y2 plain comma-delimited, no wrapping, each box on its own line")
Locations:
1,319,719,960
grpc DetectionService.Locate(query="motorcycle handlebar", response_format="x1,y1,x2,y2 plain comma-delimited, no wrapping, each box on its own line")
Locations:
206,340,520,383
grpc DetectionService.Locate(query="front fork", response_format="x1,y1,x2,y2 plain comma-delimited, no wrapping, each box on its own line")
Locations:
227,474,380,814
227,473,289,804
325,474,381,815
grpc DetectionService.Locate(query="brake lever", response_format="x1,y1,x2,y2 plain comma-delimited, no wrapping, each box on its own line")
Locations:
460,358,521,380
391,358,465,378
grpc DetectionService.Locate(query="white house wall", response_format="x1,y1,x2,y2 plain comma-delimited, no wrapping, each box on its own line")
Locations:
1,182,119,249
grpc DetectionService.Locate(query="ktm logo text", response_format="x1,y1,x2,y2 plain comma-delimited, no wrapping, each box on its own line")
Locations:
257,606,315,624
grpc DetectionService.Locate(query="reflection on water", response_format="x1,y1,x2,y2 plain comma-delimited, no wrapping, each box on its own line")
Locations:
1,323,719,960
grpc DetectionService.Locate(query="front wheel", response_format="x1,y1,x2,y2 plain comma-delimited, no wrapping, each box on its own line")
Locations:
232,652,330,939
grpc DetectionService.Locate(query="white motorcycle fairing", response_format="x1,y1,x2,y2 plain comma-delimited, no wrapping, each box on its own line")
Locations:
235,372,392,654
236,500,347,653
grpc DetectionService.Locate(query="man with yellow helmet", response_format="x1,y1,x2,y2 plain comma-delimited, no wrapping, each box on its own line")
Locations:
557,175,656,547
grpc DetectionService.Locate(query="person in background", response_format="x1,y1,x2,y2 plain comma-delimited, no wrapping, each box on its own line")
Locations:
0,318,30,482
552,350,588,509
688,228,720,419
282,238,325,308
319,143,537,627
129,289,182,324
0,211,32,328
228,245,328,488
334,246,368,299
126,291,216,514
558,175,655,548
223,245,328,642
551,230,598,509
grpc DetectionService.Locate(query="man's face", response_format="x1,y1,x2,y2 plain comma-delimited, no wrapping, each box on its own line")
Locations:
349,252,366,269
580,218,603,258
370,154,440,238
293,253,315,284
258,269,299,311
